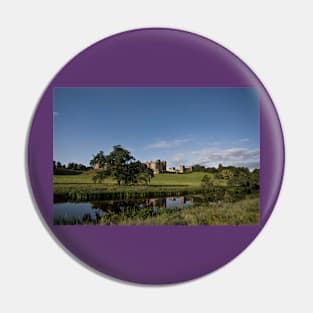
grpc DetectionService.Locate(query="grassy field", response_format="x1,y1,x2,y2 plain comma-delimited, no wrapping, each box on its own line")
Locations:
54,171,225,200
54,171,222,186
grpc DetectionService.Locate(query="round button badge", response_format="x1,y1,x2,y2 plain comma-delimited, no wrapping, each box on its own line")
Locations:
28,28,284,284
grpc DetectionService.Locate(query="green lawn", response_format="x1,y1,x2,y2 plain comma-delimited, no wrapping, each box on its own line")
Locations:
150,172,222,186
54,171,222,186
53,171,226,200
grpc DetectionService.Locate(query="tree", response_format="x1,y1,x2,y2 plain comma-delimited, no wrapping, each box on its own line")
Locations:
106,145,134,185
228,168,250,188
250,169,260,191
92,170,108,184
201,175,219,202
91,145,152,185
124,161,153,185
67,162,74,169
90,150,106,168
193,164,206,172
206,167,218,174
201,175,214,192
138,165,154,185
215,164,225,179
77,163,87,171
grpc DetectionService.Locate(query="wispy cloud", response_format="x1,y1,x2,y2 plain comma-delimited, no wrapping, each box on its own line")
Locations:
238,138,249,142
53,111,59,117
207,141,222,146
146,139,190,149
230,138,250,145
232,138,250,145
169,153,187,167
191,147,259,168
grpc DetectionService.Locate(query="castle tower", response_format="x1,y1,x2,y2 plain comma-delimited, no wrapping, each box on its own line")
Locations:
145,160,167,174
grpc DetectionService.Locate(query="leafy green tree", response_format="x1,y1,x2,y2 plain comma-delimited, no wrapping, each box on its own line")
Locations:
201,175,213,191
200,175,226,202
90,150,107,168
201,175,214,200
228,169,250,188
91,145,152,185
138,165,154,185
92,170,108,184
215,164,224,179
206,167,218,174
250,169,260,191
106,145,134,185
193,164,206,172
77,163,87,171
124,161,154,185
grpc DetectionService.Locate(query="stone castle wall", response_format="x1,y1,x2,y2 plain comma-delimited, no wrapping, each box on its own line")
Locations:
146,160,193,174
145,160,167,174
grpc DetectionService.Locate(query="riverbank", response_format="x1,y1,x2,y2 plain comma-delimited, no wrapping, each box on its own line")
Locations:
54,197,259,225
54,184,203,201
54,171,259,225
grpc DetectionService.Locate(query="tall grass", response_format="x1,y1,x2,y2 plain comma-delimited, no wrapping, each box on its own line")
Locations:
54,187,202,202
54,198,259,225
98,198,259,225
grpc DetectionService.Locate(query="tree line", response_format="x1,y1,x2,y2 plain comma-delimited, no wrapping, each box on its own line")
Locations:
192,163,259,175
200,166,259,203
53,161,91,173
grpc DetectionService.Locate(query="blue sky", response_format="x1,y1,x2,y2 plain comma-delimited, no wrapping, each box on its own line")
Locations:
54,87,259,169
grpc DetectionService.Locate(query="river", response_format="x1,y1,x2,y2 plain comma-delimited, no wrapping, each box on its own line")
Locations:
54,196,194,224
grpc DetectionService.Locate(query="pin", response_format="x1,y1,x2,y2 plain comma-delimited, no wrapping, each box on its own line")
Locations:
28,28,284,284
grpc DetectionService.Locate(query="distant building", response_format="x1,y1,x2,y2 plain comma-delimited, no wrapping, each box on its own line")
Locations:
145,160,167,174
93,163,108,170
179,165,193,174
95,158,192,174
167,167,177,173
167,165,193,174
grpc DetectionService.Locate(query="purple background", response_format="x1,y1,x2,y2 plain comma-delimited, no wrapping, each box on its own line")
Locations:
28,28,284,284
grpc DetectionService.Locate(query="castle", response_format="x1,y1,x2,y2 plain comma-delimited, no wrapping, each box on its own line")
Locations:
94,159,193,174
167,165,193,174
145,160,167,174
145,160,192,174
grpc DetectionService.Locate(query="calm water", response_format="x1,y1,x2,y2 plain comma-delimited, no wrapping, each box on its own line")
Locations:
54,196,194,223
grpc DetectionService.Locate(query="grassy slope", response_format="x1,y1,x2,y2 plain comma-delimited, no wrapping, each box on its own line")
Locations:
54,171,222,186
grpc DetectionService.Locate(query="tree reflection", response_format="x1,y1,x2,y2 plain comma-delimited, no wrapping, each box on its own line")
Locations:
89,196,192,213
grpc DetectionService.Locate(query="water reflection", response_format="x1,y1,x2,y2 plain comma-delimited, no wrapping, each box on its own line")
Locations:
54,196,193,224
